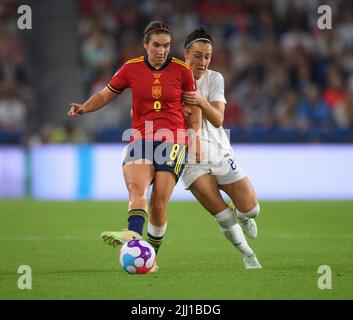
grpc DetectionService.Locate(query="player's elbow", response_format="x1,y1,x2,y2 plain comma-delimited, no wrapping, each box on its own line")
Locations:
212,115,224,128
213,121,222,128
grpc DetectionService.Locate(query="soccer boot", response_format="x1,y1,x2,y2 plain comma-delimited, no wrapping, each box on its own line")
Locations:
243,253,262,269
229,202,258,239
237,217,258,239
150,263,159,273
101,230,142,247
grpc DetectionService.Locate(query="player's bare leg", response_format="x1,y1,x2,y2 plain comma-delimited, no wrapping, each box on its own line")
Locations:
220,177,260,239
147,171,177,271
190,174,261,269
190,173,228,213
123,160,155,212
148,172,175,250
101,160,154,247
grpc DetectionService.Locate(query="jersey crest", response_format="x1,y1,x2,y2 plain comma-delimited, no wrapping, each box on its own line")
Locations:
152,86,162,99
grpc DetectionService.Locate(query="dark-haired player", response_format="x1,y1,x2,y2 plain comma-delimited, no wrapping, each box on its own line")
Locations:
182,28,261,269
68,21,198,271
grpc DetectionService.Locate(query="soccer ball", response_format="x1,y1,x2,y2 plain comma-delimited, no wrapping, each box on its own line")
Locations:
119,240,156,274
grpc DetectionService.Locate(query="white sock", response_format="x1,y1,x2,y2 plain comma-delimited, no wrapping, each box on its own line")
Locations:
147,222,167,237
147,222,167,255
236,203,260,221
214,208,253,256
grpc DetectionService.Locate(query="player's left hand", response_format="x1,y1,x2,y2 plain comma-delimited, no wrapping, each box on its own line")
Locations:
183,91,205,107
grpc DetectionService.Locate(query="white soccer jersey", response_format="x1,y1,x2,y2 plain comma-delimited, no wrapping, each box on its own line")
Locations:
194,69,231,163
182,69,246,189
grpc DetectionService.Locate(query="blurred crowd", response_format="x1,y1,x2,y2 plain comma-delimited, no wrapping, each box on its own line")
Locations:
0,0,35,144
0,0,87,146
1,0,353,145
77,0,353,143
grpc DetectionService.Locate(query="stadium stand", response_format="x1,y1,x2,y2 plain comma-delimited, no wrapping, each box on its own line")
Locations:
1,0,352,144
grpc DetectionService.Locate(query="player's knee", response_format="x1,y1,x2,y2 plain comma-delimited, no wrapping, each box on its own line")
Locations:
127,182,147,200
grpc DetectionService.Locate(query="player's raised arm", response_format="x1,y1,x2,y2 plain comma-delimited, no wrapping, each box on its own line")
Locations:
68,60,129,117
68,86,119,117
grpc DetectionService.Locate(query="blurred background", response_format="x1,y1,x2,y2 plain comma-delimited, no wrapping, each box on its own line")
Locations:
2,1,353,301
0,0,353,199
1,0,353,144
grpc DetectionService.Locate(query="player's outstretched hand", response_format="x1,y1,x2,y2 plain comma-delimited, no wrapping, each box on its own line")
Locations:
68,103,85,117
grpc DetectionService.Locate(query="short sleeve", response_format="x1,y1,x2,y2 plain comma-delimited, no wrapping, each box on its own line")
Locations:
182,67,196,92
209,72,227,103
107,64,129,94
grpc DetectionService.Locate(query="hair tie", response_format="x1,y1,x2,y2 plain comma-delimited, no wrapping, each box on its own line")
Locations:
185,37,212,49
144,27,170,36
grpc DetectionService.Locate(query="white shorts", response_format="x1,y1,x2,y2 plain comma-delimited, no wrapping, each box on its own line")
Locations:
181,150,246,189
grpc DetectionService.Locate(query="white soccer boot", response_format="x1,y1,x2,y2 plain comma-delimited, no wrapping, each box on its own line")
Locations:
237,216,258,239
243,253,262,269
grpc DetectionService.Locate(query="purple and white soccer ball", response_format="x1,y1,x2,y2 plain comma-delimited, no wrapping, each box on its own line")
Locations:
119,240,156,274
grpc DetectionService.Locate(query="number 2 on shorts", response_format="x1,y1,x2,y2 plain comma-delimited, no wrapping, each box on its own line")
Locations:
228,157,237,171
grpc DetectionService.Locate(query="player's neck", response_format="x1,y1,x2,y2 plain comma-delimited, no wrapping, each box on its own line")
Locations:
144,55,171,71
148,58,163,69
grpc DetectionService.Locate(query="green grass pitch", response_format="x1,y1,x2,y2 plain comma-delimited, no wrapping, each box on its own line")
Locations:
0,200,352,300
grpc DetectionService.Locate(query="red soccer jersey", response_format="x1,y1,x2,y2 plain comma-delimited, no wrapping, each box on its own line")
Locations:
107,55,195,143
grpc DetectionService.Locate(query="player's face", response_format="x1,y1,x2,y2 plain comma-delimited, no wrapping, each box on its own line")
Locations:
184,42,212,80
144,33,171,68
